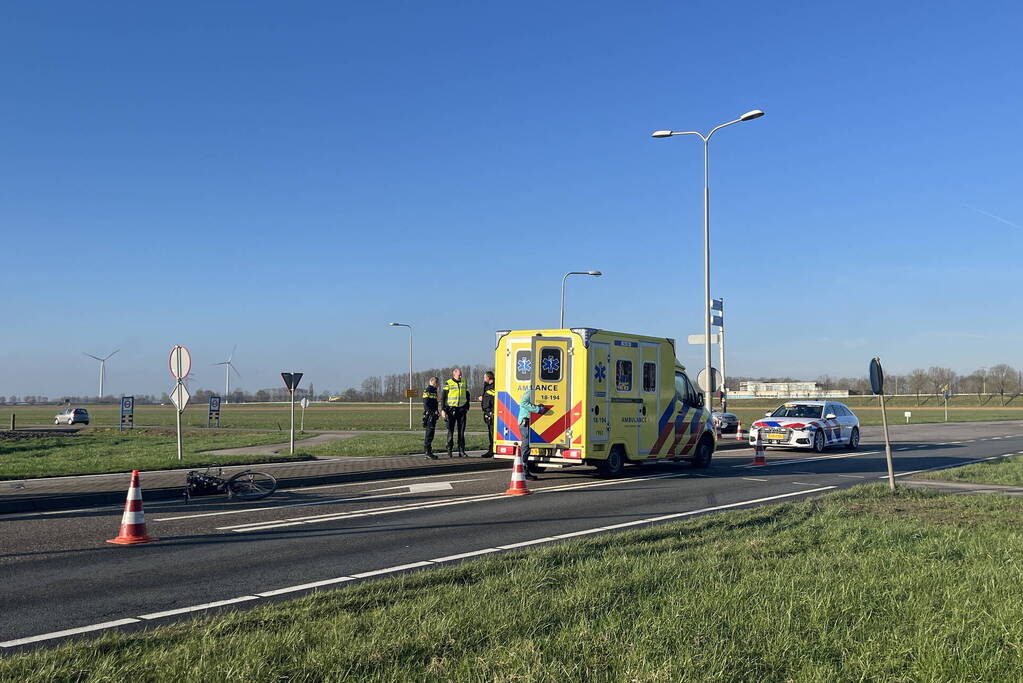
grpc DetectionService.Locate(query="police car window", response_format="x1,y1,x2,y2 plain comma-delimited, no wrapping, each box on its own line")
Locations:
615,360,632,392
772,404,823,418
539,347,562,382
643,362,656,392
515,350,532,381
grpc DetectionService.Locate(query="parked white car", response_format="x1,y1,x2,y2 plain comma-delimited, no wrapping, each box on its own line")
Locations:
749,401,859,452
54,407,90,425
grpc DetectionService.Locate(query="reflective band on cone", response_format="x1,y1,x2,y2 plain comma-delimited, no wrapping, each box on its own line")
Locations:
751,431,767,466
107,470,158,545
504,447,532,496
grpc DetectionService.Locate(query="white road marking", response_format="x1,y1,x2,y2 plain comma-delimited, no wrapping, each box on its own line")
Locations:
220,472,687,533
742,477,768,482
138,596,261,620
0,619,141,648
0,485,837,649
837,475,865,479
732,450,878,469
878,452,1018,479
791,482,819,486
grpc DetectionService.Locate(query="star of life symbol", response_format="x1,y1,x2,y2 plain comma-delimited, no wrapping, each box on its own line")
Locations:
542,355,560,374
594,362,606,382
517,357,532,375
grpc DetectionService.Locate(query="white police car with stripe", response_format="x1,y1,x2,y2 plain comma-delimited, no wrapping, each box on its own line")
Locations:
749,401,860,452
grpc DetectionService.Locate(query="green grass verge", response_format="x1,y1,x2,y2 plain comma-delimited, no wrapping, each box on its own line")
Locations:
1,403,490,432
0,428,314,480
918,454,1023,486
4,485,1023,680
298,432,490,458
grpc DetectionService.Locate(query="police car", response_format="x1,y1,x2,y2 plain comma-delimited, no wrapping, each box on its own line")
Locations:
749,401,859,452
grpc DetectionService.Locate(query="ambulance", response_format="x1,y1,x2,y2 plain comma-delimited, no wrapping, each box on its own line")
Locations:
493,328,715,476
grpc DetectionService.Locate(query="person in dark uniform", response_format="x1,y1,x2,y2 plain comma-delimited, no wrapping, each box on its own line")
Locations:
441,367,470,457
422,376,440,459
479,371,496,458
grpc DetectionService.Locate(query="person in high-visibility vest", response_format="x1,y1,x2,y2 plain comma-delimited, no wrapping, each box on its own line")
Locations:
479,370,496,458
441,368,470,457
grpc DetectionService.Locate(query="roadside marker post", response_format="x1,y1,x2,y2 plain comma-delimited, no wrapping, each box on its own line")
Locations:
168,346,192,461
208,396,222,428
281,373,304,454
300,397,309,432
119,396,134,432
942,385,950,422
870,357,896,491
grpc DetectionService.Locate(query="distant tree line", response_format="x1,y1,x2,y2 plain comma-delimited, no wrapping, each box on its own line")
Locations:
731,363,1022,405
9,363,1018,406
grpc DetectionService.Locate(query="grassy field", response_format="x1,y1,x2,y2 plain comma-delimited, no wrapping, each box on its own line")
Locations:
4,396,1020,435
919,454,1023,486
0,403,489,432
3,485,1022,680
0,429,313,480
299,432,490,458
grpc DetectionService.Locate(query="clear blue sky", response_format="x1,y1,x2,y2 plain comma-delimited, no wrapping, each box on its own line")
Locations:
2,1,1021,397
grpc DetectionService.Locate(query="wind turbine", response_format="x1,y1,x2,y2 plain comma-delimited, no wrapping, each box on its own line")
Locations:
83,349,119,399
213,345,241,403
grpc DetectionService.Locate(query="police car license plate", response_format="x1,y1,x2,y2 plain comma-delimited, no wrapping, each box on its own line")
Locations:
766,433,786,440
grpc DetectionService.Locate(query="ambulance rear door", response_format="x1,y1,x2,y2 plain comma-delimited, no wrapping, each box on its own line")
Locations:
529,336,575,449
496,335,534,446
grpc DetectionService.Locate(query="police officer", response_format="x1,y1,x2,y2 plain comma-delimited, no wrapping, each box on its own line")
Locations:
441,367,470,457
479,371,496,458
422,376,440,459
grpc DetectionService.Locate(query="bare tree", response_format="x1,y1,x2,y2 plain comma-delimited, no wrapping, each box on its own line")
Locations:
927,367,957,398
906,369,929,404
988,364,1016,405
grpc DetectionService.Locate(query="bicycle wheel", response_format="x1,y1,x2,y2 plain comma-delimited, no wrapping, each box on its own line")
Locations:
226,471,278,501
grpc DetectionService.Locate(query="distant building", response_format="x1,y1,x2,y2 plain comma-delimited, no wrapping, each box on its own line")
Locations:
736,381,849,399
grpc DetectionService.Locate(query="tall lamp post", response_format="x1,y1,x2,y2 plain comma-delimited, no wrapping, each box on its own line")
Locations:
652,109,764,408
389,322,413,429
560,270,602,328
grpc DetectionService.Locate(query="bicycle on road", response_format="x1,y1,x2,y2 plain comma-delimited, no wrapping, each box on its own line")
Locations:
184,467,278,502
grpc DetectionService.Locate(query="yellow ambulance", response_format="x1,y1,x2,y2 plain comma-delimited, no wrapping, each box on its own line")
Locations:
493,328,715,476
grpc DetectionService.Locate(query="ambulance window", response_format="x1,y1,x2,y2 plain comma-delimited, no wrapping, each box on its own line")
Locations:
615,360,633,392
675,372,687,401
643,362,657,392
515,350,532,381
539,347,562,381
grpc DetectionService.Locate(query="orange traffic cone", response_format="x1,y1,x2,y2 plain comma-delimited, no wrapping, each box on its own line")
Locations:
736,419,743,441
107,470,158,545
750,430,768,466
504,447,532,496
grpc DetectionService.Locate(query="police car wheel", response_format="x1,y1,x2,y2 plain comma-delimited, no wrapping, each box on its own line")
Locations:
846,427,859,450
813,430,826,453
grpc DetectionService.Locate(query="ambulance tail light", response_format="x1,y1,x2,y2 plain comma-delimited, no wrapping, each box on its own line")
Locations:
562,449,582,459
496,445,517,455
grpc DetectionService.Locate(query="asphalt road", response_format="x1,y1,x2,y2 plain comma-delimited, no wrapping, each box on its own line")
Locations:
3,420,1022,652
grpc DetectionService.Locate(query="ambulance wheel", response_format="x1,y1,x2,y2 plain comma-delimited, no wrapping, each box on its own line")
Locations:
813,430,826,453
846,427,860,450
690,436,713,469
597,446,626,477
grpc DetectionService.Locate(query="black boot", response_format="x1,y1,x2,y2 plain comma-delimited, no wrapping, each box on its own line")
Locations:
447,448,453,458
425,450,438,460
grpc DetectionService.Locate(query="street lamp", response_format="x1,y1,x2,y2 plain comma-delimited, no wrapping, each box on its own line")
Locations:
389,322,413,429
560,271,602,328
652,109,764,408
